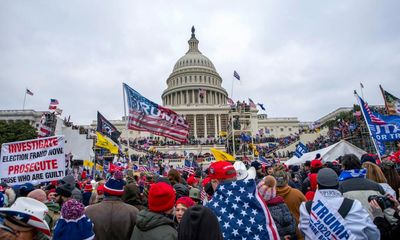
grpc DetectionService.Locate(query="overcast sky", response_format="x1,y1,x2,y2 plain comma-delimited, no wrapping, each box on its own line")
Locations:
1,1,399,124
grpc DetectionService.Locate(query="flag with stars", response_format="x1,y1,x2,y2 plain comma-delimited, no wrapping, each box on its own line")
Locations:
205,178,279,240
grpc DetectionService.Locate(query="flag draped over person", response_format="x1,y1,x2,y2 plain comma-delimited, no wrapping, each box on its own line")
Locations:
97,111,121,144
206,178,279,240
123,83,189,143
380,85,400,116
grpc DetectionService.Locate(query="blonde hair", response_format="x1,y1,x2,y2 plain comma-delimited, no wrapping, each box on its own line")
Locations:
362,162,387,183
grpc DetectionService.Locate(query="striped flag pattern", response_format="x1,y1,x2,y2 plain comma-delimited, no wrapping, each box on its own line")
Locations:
124,83,189,143
363,101,386,125
183,159,195,175
26,89,34,96
233,70,241,81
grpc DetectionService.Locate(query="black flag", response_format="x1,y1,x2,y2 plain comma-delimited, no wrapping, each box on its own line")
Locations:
97,111,121,143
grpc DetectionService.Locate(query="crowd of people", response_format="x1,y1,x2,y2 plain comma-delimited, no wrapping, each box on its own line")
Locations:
1,143,400,239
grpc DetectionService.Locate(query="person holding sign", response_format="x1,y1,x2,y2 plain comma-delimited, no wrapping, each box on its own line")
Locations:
299,168,380,240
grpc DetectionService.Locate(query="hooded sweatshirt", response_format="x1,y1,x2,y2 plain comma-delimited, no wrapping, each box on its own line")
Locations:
130,209,177,240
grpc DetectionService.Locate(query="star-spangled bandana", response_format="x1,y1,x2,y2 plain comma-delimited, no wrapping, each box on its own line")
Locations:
205,178,279,240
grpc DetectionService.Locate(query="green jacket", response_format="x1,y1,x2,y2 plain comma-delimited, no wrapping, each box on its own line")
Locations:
130,209,177,240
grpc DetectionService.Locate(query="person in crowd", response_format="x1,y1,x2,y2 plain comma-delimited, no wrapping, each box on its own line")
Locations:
27,189,59,231
208,161,237,191
168,169,182,186
131,182,177,240
85,171,139,240
0,197,51,240
251,160,264,180
18,183,35,197
362,161,396,197
186,176,198,188
380,160,400,198
122,181,144,211
274,170,306,239
369,193,400,239
55,181,73,209
188,188,202,205
59,175,82,202
257,175,296,239
338,154,385,213
53,199,95,240
299,168,380,239
297,161,311,184
173,183,189,200
82,182,95,207
47,189,57,203
178,205,223,240
302,159,324,199
174,197,195,225
94,183,105,203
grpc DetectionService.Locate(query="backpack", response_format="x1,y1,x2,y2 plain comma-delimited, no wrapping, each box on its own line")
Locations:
305,198,354,218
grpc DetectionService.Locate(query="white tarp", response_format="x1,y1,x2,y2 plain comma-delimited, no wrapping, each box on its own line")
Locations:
285,140,366,166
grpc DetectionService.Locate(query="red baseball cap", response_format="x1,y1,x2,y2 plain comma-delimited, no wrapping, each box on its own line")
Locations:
208,161,237,180
311,159,323,169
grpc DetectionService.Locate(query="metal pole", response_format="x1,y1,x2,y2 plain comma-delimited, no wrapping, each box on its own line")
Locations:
230,75,234,99
22,89,27,110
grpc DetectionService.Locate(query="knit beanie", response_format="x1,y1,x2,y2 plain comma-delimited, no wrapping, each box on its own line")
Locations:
257,176,277,201
56,184,73,198
317,168,339,189
104,171,125,196
148,182,176,213
27,189,47,203
176,196,195,208
53,199,95,240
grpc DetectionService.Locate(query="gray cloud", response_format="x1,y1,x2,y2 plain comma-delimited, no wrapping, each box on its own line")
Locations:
1,0,399,124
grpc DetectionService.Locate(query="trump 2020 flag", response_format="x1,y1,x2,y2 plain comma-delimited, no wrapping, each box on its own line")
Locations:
294,142,308,158
206,178,279,240
123,83,189,143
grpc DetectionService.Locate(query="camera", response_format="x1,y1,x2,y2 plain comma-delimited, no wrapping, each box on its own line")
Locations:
368,195,393,209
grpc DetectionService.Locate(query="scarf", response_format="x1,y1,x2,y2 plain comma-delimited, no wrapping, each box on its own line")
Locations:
338,169,367,181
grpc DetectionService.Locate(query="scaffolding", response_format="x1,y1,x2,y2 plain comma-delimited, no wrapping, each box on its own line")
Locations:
226,105,256,161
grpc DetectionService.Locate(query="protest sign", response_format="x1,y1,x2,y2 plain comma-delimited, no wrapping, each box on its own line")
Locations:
0,136,65,186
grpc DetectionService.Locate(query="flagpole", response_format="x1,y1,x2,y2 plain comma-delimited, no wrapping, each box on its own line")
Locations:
230,75,234,99
122,83,127,125
360,83,365,100
354,91,382,160
22,89,27,110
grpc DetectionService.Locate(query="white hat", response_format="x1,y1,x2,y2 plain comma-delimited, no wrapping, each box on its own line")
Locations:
0,197,50,237
233,161,256,180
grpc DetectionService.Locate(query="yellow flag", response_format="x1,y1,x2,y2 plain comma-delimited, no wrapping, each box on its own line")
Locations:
83,160,94,168
96,132,119,154
95,164,104,171
210,148,235,161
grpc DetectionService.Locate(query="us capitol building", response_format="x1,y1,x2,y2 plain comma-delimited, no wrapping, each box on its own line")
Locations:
120,27,301,142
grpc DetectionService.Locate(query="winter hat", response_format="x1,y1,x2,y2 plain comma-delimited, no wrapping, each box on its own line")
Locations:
202,177,211,187
208,161,236,180
56,184,73,198
187,176,198,186
84,183,93,192
104,170,126,196
257,176,277,201
27,189,47,203
176,196,195,208
178,205,223,240
273,171,288,187
53,199,95,240
317,168,339,189
148,182,176,213
189,188,201,201
361,154,377,165
96,184,105,195
174,183,189,199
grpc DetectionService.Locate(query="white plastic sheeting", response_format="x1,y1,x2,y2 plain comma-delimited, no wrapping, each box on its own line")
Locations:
285,140,366,166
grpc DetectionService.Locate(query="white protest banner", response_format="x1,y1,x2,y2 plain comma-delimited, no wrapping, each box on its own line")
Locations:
0,136,65,186
305,190,356,240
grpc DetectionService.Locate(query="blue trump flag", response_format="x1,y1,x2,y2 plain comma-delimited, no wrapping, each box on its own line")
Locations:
294,142,308,158
206,178,279,240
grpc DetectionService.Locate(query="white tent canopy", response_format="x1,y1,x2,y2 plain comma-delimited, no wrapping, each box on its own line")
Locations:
285,140,367,166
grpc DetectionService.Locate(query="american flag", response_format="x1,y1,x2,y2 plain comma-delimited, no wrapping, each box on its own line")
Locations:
124,83,189,143
183,159,195,175
138,165,150,172
359,96,387,125
233,70,241,81
205,178,279,240
50,99,59,105
249,98,257,109
227,97,235,106
4,210,51,237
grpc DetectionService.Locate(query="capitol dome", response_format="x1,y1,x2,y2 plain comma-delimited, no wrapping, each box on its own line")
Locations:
162,26,228,107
